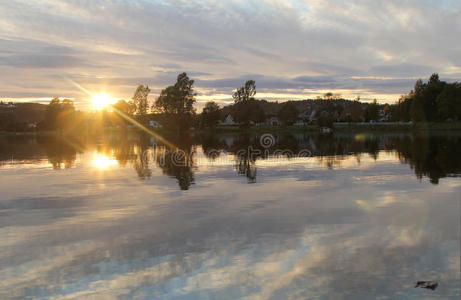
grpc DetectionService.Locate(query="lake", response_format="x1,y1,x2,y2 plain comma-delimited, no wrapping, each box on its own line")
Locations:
0,132,460,299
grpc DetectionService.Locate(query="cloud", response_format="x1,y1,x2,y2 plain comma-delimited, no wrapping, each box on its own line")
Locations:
0,0,460,107
0,54,88,69
370,63,435,77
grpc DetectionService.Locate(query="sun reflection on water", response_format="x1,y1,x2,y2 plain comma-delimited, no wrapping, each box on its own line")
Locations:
92,152,118,169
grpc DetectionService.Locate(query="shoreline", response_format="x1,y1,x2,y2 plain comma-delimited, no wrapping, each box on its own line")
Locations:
1,122,461,136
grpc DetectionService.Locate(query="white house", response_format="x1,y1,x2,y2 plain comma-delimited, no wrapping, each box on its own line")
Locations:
320,127,332,134
309,109,317,123
220,114,237,126
293,119,306,126
266,116,282,126
149,120,162,128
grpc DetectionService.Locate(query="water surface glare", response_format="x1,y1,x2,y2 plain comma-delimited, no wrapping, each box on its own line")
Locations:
0,133,460,299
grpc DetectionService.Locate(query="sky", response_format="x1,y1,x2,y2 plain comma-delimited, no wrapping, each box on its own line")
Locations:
0,0,460,110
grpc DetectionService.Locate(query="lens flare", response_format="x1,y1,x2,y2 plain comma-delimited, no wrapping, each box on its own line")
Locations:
91,93,114,110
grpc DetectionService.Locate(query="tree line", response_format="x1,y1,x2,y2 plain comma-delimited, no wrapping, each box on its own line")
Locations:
1,72,460,133
199,73,460,129
391,73,461,122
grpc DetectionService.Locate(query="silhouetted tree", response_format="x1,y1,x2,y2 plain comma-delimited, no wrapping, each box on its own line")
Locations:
112,99,136,129
410,79,426,122
113,99,135,116
366,99,379,121
423,73,445,121
437,82,461,121
231,80,265,126
277,102,299,125
132,85,150,125
232,100,265,126
233,80,256,103
154,72,196,133
317,111,334,128
405,74,451,122
201,101,221,128
349,100,365,122
42,98,76,132
0,112,16,131
391,95,412,121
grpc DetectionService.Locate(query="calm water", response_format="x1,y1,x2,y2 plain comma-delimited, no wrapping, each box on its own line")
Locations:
0,132,460,299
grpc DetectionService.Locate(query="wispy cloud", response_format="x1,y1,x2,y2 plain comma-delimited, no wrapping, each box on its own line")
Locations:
0,0,460,108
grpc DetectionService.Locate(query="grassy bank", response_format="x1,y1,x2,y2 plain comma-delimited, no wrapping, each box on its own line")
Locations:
211,125,318,134
333,123,413,132
209,122,461,134
413,122,461,131
2,122,461,137
334,122,461,132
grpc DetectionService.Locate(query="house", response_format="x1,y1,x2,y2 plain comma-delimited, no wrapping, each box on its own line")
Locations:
309,109,318,123
293,119,305,126
378,105,392,122
320,127,332,134
293,110,311,126
266,116,282,126
149,120,162,128
298,109,310,120
0,101,16,108
220,114,238,126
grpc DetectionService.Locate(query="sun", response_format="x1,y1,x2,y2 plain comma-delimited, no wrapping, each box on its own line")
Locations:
91,93,115,110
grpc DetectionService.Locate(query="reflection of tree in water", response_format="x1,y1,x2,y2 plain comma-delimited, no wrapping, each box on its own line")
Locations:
0,136,46,165
309,133,461,183
200,134,225,160
134,133,461,185
109,136,137,167
154,137,195,190
37,136,80,170
235,153,257,183
312,134,351,169
229,134,262,183
316,156,343,169
277,134,300,155
364,137,380,160
312,134,383,168
134,153,152,179
393,134,461,184
7,132,458,188
229,133,313,182
133,134,152,179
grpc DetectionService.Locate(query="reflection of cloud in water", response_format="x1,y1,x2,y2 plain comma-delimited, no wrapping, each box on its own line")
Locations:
0,135,460,298
0,174,459,298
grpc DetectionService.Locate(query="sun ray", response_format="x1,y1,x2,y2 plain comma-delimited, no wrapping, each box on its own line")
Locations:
61,76,93,97
61,77,178,150
111,106,177,149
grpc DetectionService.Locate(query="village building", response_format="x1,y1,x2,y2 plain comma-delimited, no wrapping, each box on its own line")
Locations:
219,114,238,126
